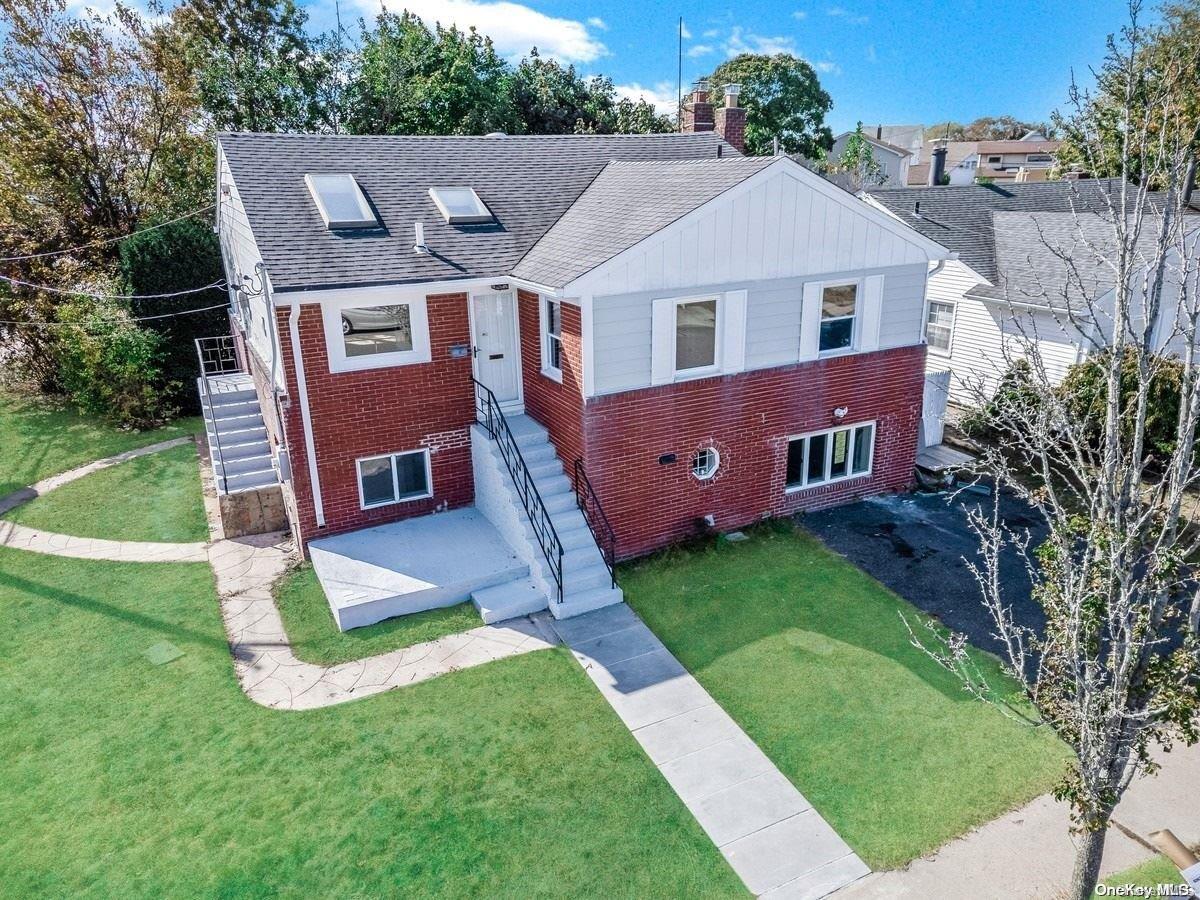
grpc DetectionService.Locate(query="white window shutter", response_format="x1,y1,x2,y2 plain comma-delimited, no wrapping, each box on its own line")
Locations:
650,297,676,385
859,275,885,352
799,282,822,360
721,290,748,374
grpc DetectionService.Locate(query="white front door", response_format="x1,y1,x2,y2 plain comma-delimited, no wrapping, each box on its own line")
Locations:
470,291,521,406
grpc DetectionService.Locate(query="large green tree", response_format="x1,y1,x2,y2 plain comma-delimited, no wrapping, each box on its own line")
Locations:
706,53,832,157
174,0,324,133
926,115,1057,141
343,11,511,136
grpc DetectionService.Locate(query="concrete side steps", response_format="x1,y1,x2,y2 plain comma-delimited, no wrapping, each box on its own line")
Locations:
197,373,278,497
471,576,549,624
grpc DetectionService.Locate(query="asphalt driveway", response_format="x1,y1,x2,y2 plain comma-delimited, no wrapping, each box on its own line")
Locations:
801,488,1048,658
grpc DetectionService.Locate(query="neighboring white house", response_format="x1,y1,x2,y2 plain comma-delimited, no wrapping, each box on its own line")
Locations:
866,180,1193,405
907,133,1062,187
830,130,912,187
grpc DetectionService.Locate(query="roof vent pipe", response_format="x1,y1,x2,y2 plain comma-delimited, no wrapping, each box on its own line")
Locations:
413,222,429,254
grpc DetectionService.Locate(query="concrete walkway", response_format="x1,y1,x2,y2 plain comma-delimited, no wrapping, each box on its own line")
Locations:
835,741,1200,899
553,604,869,899
209,533,557,709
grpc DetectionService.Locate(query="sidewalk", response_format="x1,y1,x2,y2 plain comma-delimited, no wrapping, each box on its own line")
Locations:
836,741,1200,899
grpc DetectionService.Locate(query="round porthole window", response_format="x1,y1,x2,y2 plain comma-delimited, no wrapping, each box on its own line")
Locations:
691,447,720,481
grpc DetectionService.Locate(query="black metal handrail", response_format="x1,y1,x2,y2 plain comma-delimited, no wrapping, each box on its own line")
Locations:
196,335,243,493
471,378,564,605
573,459,617,589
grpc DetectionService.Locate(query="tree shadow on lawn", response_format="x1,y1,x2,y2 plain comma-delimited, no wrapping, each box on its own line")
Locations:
0,569,229,652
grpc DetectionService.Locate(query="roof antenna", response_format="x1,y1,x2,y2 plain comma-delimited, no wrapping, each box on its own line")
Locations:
413,222,429,255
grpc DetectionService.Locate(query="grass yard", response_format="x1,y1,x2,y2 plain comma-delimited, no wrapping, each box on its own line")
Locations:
1102,854,1190,891
5,442,209,543
621,522,1069,871
0,545,744,898
0,388,201,497
274,564,484,666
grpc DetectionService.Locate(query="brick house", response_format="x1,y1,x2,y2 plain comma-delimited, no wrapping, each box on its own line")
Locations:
203,92,951,627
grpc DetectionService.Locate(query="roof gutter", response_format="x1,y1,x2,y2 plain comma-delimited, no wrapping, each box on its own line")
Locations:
271,275,566,304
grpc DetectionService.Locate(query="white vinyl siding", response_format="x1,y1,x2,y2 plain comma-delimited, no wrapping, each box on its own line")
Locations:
924,260,1084,404
592,263,929,396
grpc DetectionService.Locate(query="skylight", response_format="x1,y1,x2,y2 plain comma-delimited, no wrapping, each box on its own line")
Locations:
428,187,494,225
305,174,379,230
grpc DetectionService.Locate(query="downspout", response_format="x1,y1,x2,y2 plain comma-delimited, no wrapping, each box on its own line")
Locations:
920,258,949,349
288,300,326,528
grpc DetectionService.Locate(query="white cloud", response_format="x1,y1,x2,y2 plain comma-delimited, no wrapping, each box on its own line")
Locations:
702,27,721,38
680,21,693,39
587,16,607,30
826,5,869,24
687,43,715,57
866,43,877,63
792,10,808,19
725,27,798,57
366,0,608,63
614,82,678,116
813,59,841,74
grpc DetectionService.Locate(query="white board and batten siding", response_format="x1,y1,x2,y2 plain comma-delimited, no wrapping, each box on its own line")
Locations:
217,144,278,384
579,161,945,398
926,260,1083,405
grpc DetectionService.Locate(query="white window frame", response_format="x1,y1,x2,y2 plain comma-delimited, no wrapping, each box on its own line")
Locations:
539,296,564,383
818,280,860,356
671,294,722,379
925,299,956,357
428,187,494,225
691,446,720,481
356,448,433,510
304,174,379,230
784,421,875,493
986,154,1003,165
319,288,433,374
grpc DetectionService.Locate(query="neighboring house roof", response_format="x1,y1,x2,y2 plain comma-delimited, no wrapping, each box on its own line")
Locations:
832,132,911,158
512,157,775,288
866,180,1128,281
218,132,737,293
975,140,1062,156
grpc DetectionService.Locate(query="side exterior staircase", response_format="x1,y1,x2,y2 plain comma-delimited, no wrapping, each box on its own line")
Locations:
197,373,278,494
470,412,623,624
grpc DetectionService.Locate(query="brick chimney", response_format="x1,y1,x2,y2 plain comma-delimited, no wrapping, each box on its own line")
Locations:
714,83,746,154
680,78,714,134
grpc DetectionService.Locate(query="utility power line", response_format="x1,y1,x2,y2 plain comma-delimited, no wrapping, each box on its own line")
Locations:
0,273,226,300
0,301,231,329
0,205,216,263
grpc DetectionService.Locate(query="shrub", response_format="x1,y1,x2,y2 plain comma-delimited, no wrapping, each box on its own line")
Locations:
960,359,1043,440
52,296,177,429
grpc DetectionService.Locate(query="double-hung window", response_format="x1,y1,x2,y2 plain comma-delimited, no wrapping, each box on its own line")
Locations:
819,283,858,353
785,422,874,490
542,298,563,378
675,297,719,374
925,300,955,354
356,449,432,509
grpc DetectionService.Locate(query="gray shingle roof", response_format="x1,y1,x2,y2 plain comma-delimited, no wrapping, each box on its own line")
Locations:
219,132,738,292
512,157,776,288
867,180,1127,281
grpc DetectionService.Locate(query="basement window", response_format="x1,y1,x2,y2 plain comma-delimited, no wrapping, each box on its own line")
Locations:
428,187,494,224
785,422,874,491
357,449,432,509
691,447,720,481
305,174,379,230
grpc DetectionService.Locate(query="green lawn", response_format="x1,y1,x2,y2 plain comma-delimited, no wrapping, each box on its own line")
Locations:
1103,854,1190,890
0,545,744,898
621,523,1069,871
274,564,484,666
0,388,201,497
5,442,209,543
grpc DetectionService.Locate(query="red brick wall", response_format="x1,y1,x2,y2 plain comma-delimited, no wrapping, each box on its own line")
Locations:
276,293,476,548
517,289,585,469
580,344,926,558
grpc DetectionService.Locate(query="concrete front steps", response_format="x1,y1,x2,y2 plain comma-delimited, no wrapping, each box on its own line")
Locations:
471,414,624,622
197,374,278,494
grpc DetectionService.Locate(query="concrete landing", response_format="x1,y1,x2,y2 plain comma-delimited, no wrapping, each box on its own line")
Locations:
553,604,869,898
309,508,528,631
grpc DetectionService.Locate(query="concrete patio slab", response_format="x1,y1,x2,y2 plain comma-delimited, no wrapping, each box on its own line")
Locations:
553,605,869,899
309,507,528,630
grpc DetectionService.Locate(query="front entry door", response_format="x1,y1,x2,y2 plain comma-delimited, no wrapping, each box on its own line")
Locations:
470,291,521,406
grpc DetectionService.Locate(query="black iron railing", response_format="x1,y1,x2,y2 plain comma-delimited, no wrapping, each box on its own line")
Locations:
472,378,564,605
573,459,617,589
196,335,243,493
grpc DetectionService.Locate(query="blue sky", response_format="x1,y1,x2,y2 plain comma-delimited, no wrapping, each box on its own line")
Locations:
302,0,1141,133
